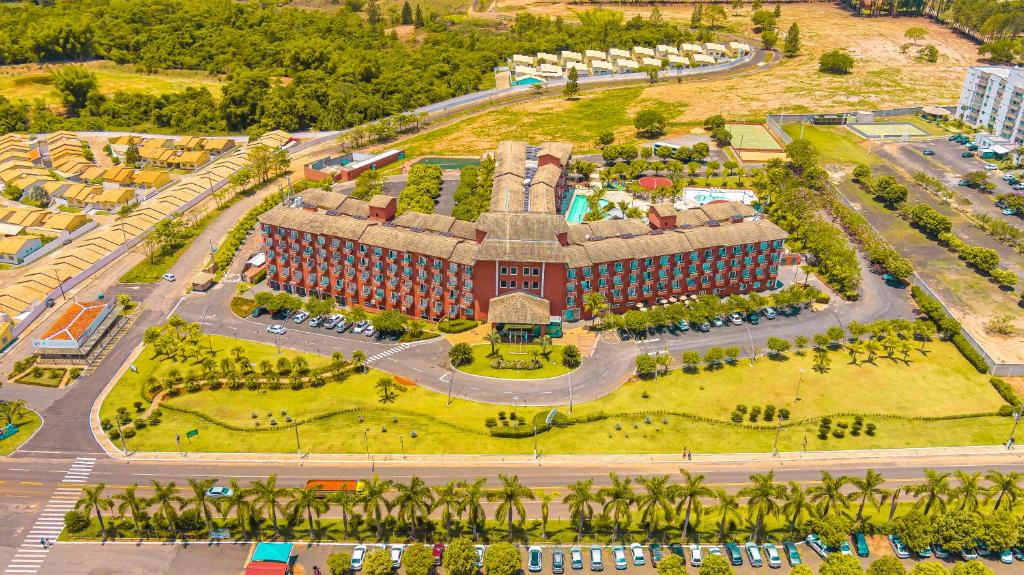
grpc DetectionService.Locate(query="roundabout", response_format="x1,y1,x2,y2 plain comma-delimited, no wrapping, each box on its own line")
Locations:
451,343,578,380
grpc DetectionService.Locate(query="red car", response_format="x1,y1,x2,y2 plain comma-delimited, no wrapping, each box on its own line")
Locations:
433,544,445,566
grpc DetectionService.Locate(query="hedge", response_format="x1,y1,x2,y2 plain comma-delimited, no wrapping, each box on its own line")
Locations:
990,377,1021,406
952,334,988,373
910,286,987,373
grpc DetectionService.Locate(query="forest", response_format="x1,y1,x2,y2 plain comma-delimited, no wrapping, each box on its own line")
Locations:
0,0,692,135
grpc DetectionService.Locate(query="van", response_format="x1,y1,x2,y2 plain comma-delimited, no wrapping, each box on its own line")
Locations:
590,545,604,571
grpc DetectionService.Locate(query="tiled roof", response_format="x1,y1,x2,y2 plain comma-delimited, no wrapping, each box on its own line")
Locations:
488,291,550,325
38,300,108,342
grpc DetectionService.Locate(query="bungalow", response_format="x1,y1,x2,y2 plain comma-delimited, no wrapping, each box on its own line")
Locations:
0,235,43,265
667,54,689,69
704,43,728,58
608,48,630,60
559,50,583,64
175,150,210,169
52,157,93,176
538,63,562,78
536,52,558,64
139,144,177,167
89,187,135,211
590,60,614,76
41,181,70,198
584,50,606,62
680,43,704,54
691,53,717,66
640,57,663,69
102,167,136,185
0,206,49,228
614,58,640,73
175,135,203,151
565,61,589,77
656,44,679,57
132,169,171,189
633,46,656,59
63,184,103,208
513,65,538,80
42,212,89,233
78,165,107,182
728,41,752,56
511,54,535,66
201,137,235,156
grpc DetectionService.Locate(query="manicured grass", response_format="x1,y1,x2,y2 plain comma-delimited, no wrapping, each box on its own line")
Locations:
106,334,1010,454
783,124,880,167
726,123,782,151
456,343,573,379
16,368,65,388
0,408,41,456
0,60,223,106
437,318,481,334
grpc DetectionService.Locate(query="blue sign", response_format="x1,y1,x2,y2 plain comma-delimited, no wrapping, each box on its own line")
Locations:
0,423,19,441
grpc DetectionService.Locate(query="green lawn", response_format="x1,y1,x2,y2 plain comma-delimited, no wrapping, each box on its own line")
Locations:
0,408,41,456
783,124,880,167
16,368,65,388
0,60,223,106
105,333,1011,455
456,343,574,379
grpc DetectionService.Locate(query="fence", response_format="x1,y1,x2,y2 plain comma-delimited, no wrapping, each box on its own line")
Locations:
766,105,957,144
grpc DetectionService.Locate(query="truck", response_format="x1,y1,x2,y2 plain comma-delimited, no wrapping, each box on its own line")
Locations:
304,479,367,497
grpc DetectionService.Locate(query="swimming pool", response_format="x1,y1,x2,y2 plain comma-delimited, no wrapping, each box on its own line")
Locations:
565,193,609,224
683,187,758,205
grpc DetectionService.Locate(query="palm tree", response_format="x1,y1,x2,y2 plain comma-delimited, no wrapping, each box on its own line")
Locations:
330,489,359,536
986,470,1022,511
563,479,601,541
217,480,256,539
433,481,465,537
674,470,713,542
186,478,217,534
850,469,886,522
394,476,434,539
888,487,901,521
489,474,534,541
0,398,25,425
713,489,741,541
484,330,502,356
912,469,951,515
76,484,113,536
781,482,809,532
250,474,290,535
740,471,783,542
461,478,488,540
808,472,850,517
150,480,184,536
952,470,984,512
113,484,147,536
287,487,330,540
583,292,607,328
635,475,673,540
599,473,635,541
539,490,559,539
360,474,394,540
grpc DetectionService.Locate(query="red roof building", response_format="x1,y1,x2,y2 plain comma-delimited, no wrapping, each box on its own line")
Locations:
33,300,113,350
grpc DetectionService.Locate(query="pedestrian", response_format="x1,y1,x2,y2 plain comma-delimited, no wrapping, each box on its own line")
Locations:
46,538,53,548
688,451,692,461
39,538,46,549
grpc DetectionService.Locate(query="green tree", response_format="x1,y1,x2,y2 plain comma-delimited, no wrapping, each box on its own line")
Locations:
809,471,850,516
985,470,1021,511
250,474,289,535
634,109,667,137
361,474,394,539
636,475,674,538
979,511,1019,552
404,544,435,575
489,474,534,540
910,565,947,575
761,29,779,50
950,470,984,511
867,557,906,575
52,65,99,115
564,66,579,99
461,478,488,539
75,483,113,535
658,554,687,575
287,486,330,540
484,542,522,575
371,309,407,335
904,26,927,44
328,552,354,575
393,475,434,539
674,470,713,541
375,376,405,404
444,538,480,575
449,342,474,367
813,515,853,550
739,470,783,542
563,479,601,541
185,478,217,534
931,510,980,552
819,555,864,575
784,23,801,57
850,469,887,521
150,480,185,535
401,0,412,24
949,562,994,575
698,554,732,575
539,490,559,539
599,472,635,540
819,49,855,74
782,482,809,531
911,469,951,515
113,484,148,536
364,548,393,575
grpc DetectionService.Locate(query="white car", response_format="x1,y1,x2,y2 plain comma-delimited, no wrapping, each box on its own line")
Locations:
390,544,405,568
629,543,644,566
984,163,998,170
364,326,376,337
293,311,309,324
161,273,176,282
266,324,287,335
475,545,485,567
763,544,782,569
689,545,702,567
352,545,367,571
353,320,370,334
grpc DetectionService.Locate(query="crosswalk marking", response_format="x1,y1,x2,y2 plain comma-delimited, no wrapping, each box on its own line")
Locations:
365,338,437,364
4,457,96,575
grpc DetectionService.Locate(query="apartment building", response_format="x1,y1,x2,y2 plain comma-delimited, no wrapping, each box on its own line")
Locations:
956,65,1024,145
259,141,788,326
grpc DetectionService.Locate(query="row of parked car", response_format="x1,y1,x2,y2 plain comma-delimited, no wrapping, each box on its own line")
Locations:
618,307,785,342
253,306,390,340
886,534,1019,565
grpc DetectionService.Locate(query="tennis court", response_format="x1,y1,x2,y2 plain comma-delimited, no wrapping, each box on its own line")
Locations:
725,123,784,151
847,122,928,138
414,157,481,170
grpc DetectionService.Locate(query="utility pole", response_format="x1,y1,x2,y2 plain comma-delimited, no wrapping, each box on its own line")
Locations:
1008,408,1021,450
568,372,573,415
115,417,129,458
400,436,405,459
364,428,370,460
446,367,454,407
294,424,302,460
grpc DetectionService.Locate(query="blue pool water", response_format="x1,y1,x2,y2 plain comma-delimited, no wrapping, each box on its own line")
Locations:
565,193,609,224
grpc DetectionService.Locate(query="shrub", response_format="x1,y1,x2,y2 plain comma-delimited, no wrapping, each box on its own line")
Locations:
64,510,90,533
952,334,988,373
990,377,1021,406
562,344,582,368
485,417,497,428
865,423,876,435
819,49,854,74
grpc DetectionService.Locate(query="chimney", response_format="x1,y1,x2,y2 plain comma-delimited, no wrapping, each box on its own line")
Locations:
368,195,397,222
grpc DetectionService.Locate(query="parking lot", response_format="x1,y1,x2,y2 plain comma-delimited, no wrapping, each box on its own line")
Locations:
882,137,1023,226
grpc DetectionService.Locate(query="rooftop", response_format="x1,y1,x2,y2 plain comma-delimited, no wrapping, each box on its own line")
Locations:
38,300,109,342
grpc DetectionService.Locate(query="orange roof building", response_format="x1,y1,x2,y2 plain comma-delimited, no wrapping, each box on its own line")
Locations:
33,300,113,349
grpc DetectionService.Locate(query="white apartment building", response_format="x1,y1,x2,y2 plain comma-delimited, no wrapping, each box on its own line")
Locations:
956,65,1024,145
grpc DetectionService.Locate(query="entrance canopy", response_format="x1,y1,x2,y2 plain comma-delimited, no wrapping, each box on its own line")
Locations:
488,292,551,325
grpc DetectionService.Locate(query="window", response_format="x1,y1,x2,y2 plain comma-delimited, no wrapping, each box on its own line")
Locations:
500,266,508,275
568,269,577,280
581,280,591,290
303,233,311,242
583,266,592,277
532,267,540,276
510,280,517,288
598,264,607,275
703,249,712,259
630,260,639,270
523,267,531,276
614,262,623,272
509,267,517,275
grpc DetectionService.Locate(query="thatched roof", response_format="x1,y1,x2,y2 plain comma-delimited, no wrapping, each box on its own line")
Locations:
488,291,551,325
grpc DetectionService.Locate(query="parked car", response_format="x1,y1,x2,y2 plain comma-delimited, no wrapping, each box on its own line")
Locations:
762,307,777,319
161,272,176,282
931,544,950,560
747,312,760,325
267,324,287,335
390,544,405,568
838,540,852,556
711,316,725,328
336,321,352,333
629,543,644,566
806,535,828,559
475,545,485,568
697,322,712,332
571,547,584,570
763,544,781,569
962,151,975,158
725,542,743,566
670,543,685,558
961,547,979,561
293,311,309,324
352,545,367,571
707,547,722,558
353,320,370,333
730,312,744,325
1000,549,1013,564
1011,547,1024,561
649,544,662,567
975,539,992,556
888,535,910,559
251,306,265,318
364,325,376,337
676,320,690,332
689,545,702,567
612,546,627,570
782,542,801,566
853,533,869,557
618,328,631,341
745,543,763,568
1003,208,1018,216
590,545,604,571
553,548,565,574
205,486,232,498
923,149,935,156
323,316,339,329
917,546,931,559
433,544,445,566
529,546,543,572
308,315,324,327
984,163,998,170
